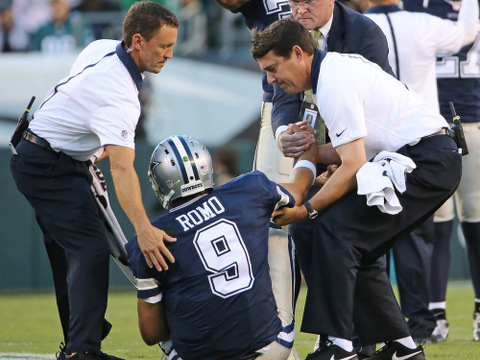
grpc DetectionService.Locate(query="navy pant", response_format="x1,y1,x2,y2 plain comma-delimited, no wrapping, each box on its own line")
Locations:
391,218,437,339
300,135,461,344
11,139,110,353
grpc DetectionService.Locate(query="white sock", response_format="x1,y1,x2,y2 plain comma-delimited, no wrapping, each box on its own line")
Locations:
328,336,353,352
394,336,417,349
429,301,446,310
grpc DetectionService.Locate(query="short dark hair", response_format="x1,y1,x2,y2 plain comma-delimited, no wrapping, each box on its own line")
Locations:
251,18,317,60
123,1,179,48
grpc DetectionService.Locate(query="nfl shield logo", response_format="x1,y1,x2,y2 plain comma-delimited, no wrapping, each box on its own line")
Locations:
121,130,128,139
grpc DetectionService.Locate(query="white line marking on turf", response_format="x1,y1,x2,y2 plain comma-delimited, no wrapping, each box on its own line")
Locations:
0,354,55,360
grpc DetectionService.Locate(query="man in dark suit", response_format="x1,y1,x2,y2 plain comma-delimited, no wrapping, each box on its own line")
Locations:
271,0,393,138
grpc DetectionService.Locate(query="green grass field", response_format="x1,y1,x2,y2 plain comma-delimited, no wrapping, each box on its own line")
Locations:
0,281,478,359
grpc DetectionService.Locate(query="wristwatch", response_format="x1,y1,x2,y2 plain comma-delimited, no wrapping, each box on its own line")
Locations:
304,201,318,219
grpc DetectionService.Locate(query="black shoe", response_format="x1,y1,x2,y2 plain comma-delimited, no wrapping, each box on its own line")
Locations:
57,351,124,360
357,355,370,359
368,342,425,360
305,341,358,360
55,342,67,360
355,344,375,359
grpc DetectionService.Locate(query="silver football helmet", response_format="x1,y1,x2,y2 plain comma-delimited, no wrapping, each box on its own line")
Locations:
148,135,214,209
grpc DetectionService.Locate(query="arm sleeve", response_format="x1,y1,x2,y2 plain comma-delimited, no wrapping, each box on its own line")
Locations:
89,94,139,149
458,0,479,47
126,237,163,299
249,171,296,208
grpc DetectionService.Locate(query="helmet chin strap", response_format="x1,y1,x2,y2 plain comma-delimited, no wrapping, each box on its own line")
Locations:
163,189,176,209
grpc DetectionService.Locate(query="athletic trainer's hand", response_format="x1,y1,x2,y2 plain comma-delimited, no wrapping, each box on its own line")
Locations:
277,122,316,158
272,205,308,226
137,224,177,271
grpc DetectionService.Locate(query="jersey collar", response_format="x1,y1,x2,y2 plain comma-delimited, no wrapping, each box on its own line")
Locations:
364,4,402,14
310,49,326,96
116,41,143,91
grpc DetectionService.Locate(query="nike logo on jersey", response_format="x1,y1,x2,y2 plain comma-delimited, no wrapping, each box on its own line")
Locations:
336,128,347,137
329,355,357,360
392,350,422,360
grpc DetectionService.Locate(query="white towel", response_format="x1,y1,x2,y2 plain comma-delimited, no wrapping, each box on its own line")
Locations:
356,151,416,215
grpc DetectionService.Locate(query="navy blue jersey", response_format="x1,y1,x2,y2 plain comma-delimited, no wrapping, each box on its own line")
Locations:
235,0,291,101
237,0,291,30
403,0,480,122
126,171,295,360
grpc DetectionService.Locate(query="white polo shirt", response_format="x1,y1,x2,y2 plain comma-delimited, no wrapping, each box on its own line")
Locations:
365,0,478,112
312,51,449,160
30,39,143,161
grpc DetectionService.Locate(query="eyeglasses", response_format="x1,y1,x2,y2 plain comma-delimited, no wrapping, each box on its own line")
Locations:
289,0,319,10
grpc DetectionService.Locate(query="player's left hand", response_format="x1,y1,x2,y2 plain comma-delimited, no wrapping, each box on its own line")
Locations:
271,205,308,226
315,165,338,186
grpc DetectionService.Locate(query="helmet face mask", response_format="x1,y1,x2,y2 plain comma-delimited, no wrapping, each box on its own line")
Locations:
148,135,214,209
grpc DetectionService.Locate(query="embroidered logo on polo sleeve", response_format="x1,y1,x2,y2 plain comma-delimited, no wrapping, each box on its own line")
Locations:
121,130,128,139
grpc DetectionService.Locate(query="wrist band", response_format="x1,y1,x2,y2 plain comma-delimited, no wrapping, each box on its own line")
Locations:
275,125,289,140
291,160,316,184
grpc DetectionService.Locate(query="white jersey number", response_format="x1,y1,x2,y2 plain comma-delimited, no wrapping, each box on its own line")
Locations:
436,26,480,78
194,219,254,298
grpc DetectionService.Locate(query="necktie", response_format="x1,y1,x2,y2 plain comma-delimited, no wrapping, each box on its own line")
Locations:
304,29,326,144
312,29,326,51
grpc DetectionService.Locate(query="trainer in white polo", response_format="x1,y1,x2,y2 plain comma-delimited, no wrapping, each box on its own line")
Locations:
10,2,179,359
252,18,461,360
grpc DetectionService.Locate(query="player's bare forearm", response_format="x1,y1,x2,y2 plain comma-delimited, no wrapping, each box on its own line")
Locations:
281,168,314,205
107,145,176,271
138,299,170,345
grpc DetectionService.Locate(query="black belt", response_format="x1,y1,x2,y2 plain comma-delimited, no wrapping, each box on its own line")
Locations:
422,127,454,140
22,129,55,152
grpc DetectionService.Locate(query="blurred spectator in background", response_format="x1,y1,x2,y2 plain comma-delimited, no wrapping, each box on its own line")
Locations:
31,0,94,52
73,0,122,39
12,0,51,35
339,0,369,13
213,146,239,186
0,0,30,51
175,0,207,55
120,0,178,16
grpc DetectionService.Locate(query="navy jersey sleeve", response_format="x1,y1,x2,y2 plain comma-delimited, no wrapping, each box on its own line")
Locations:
236,0,291,31
403,0,480,122
271,85,303,134
237,170,296,210
125,236,162,300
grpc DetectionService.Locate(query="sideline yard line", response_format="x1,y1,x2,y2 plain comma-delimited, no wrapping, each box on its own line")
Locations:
0,354,55,360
